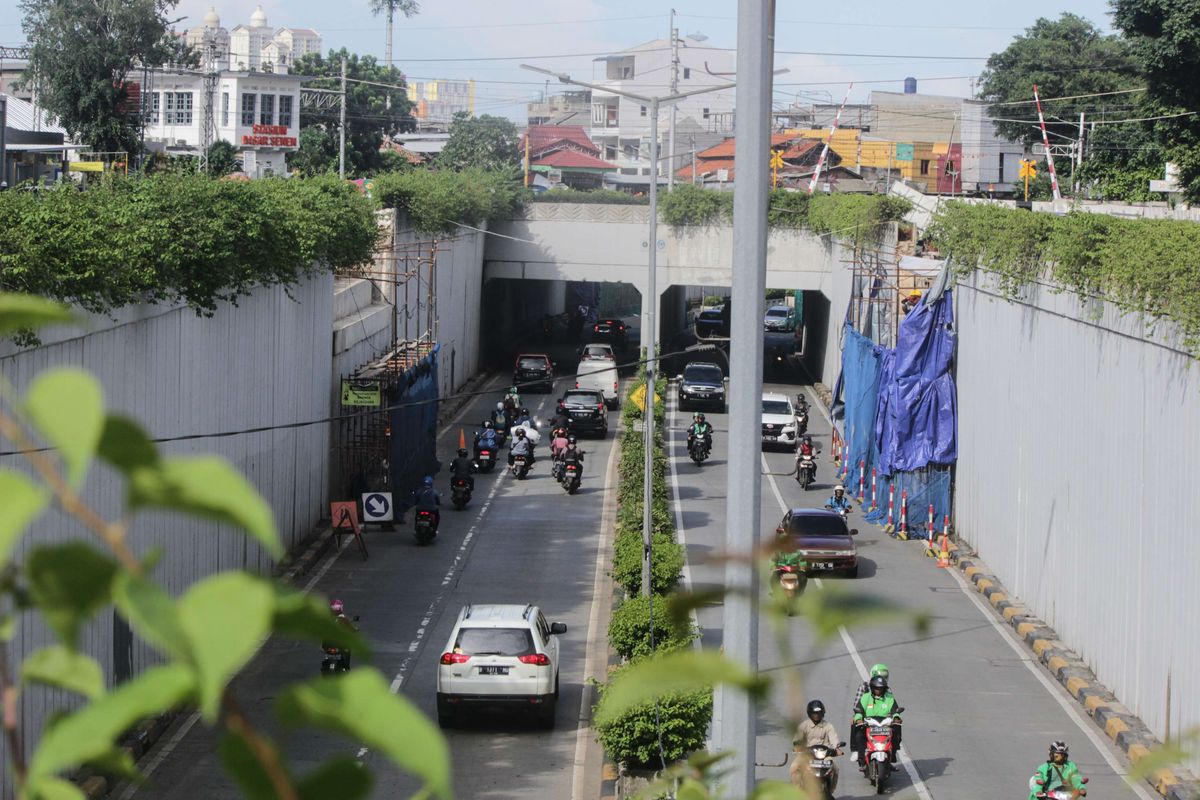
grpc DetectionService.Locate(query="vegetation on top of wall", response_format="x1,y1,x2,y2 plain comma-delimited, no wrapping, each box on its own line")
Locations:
658,184,911,245
371,168,529,235
929,201,1200,352
0,173,378,319
531,188,649,205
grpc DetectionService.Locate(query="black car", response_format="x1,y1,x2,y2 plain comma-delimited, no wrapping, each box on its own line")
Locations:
677,361,727,412
695,306,725,340
556,389,609,437
513,353,555,393
592,318,628,350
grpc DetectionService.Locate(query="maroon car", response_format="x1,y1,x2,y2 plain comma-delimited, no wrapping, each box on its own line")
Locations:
775,508,859,578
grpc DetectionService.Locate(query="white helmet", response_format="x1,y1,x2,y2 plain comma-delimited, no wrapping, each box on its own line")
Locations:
834,484,845,493
496,401,504,411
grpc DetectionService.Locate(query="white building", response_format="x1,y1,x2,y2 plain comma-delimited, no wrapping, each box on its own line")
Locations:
185,6,322,74
140,67,302,177
589,37,735,176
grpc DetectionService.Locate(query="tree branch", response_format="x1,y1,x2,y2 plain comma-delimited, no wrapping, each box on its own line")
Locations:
0,643,28,788
222,692,298,800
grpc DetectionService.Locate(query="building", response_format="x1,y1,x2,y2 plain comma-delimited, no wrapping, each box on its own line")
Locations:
527,90,591,127
520,124,616,190
589,37,736,177
1,91,79,185
0,57,32,103
406,79,475,130
137,66,302,177
674,133,831,187
185,6,322,74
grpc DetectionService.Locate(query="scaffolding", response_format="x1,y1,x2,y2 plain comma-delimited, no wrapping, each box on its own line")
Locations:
844,225,938,349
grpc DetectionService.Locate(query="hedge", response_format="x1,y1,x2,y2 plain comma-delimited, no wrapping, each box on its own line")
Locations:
371,167,528,235
0,173,378,317
608,593,697,662
929,201,1200,352
594,667,712,768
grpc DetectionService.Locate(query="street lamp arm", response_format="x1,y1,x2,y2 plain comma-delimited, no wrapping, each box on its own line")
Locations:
520,63,735,105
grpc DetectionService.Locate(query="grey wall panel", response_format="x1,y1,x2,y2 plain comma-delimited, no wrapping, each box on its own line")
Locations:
954,270,1200,769
0,274,333,791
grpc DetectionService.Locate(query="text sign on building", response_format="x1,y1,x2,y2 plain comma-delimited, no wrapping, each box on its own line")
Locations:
243,124,297,147
341,379,381,407
894,143,914,162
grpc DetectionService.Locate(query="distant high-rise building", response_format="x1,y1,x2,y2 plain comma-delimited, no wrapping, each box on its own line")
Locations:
406,79,475,130
185,6,322,74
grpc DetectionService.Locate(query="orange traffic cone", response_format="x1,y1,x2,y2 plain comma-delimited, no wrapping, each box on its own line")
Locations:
458,428,466,451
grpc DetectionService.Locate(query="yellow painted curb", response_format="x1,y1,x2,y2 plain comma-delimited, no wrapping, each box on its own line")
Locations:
1154,769,1182,792
988,592,1008,606
964,566,981,579
1105,716,1129,740
1066,676,1090,697
1002,606,1024,621
1032,639,1054,658
1128,743,1152,764
1084,695,1109,713
1016,622,1037,638
602,763,619,780
976,579,993,592
1047,655,1068,674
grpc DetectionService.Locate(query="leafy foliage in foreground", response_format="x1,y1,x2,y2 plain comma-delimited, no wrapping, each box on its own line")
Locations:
371,168,529,235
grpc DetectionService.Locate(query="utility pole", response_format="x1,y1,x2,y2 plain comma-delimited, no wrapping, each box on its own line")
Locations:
667,8,679,190
641,94,661,597
199,38,219,173
717,0,772,794
690,133,697,186
1074,112,1086,196
0,94,7,187
339,56,347,179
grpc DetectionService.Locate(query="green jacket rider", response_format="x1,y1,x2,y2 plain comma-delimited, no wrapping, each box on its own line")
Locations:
851,674,902,764
1028,741,1087,799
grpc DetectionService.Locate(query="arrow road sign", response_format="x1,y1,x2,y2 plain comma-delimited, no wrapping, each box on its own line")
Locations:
362,492,393,523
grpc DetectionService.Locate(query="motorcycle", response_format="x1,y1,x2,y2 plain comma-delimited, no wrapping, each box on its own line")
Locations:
561,461,582,494
772,563,807,612
1034,776,1089,799
414,509,439,545
450,477,472,510
806,741,844,799
860,712,902,793
320,645,350,675
688,436,710,465
796,453,817,490
795,394,810,435
825,503,850,523
475,447,496,473
511,454,530,480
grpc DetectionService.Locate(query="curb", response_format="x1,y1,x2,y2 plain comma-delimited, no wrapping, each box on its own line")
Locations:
952,552,1200,798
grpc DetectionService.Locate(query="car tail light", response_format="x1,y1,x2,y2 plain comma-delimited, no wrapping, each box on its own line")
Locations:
613,381,618,391
597,403,604,411
593,324,600,332
518,653,550,666
440,652,470,665
575,382,580,389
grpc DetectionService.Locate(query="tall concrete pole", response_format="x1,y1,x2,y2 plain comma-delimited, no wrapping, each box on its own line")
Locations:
339,56,347,178
0,95,8,187
641,95,661,597
717,0,773,794
667,8,678,190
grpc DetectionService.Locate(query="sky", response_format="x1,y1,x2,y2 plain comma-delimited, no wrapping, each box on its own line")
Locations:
1,0,1123,121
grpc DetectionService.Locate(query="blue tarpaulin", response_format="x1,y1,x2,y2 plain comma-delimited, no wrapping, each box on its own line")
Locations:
389,346,440,501
874,290,957,475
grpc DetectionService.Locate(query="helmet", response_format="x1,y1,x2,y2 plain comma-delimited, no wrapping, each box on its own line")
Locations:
869,663,890,679
834,484,845,494
567,434,577,445
423,476,433,487
520,407,530,416
483,420,494,429
803,435,812,444
909,290,923,299
516,427,526,437
869,675,888,694
696,413,706,422
806,700,826,719
457,448,468,458
1049,741,1069,758
509,386,518,394
496,401,504,411
329,599,344,614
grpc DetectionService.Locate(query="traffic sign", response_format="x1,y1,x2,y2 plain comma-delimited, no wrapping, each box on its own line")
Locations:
1018,159,1037,179
769,150,785,170
362,492,393,523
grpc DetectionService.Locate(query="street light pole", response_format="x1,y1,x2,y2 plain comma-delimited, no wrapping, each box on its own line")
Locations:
339,56,347,178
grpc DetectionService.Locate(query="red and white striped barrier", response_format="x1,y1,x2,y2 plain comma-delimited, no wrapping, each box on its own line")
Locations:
870,469,878,511
1033,84,1062,201
887,483,895,529
927,504,935,541
858,461,866,501
900,490,908,537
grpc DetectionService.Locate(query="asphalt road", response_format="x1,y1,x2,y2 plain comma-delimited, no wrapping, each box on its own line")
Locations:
668,374,1156,799
120,339,621,800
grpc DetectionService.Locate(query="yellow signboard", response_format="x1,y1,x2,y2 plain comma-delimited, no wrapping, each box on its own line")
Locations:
67,161,106,173
1018,159,1037,179
341,379,381,407
629,383,661,413
769,150,785,169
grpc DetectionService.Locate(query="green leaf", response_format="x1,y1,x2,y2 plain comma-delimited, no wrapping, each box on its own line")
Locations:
794,585,930,643
128,456,282,559
178,572,274,722
749,781,808,800
22,645,105,700
28,663,196,781
85,747,143,783
26,776,86,800
26,543,119,648
0,468,50,567
218,731,287,800
97,414,160,474
594,650,766,728
272,588,368,658
297,756,373,800
24,368,105,488
276,670,451,800
0,294,72,336
112,574,190,661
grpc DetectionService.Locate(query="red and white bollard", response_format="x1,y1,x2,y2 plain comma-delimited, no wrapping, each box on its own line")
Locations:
887,483,895,529
927,504,935,541
870,469,878,511
937,515,952,567
900,489,908,536
858,461,866,501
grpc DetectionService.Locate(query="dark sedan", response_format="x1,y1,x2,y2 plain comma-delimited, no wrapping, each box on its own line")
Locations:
775,508,859,577
557,389,609,438
513,354,555,393
592,319,628,350
677,362,727,412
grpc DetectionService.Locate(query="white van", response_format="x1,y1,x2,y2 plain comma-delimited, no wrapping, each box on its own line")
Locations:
575,359,620,409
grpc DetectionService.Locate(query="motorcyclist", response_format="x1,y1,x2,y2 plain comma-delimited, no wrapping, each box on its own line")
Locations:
514,406,533,428
827,485,853,514
475,420,500,455
686,412,714,453
796,435,817,479
561,434,585,479
789,699,841,790
324,598,359,669
550,425,570,466
851,675,902,767
509,426,534,466
1029,741,1087,800
449,447,476,491
851,663,890,716
411,476,441,526
490,402,507,428
503,387,521,412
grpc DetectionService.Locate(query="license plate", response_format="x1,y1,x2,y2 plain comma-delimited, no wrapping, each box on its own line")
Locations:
809,562,833,571
764,435,777,441
810,759,832,768
478,666,509,676
571,410,590,416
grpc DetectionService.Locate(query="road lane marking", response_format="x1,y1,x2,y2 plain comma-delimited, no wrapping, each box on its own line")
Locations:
570,411,621,800
763,453,935,800
945,565,1157,800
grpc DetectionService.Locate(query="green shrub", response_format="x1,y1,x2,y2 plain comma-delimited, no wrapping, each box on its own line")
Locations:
371,167,528,234
533,188,648,205
608,593,697,661
595,664,712,768
613,527,684,596
659,184,732,227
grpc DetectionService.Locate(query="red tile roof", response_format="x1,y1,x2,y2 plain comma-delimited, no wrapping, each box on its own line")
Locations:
780,139,822,160
697,134,801,159
675,158,736,180
522,125,599,156
533,149,617,170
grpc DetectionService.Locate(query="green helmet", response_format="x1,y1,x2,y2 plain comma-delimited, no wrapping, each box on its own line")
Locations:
869,663,890,679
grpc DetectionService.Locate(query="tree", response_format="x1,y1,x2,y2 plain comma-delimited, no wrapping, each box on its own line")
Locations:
1112,0,1200,203
19,0,188,155
367,0,420,72
206,140,239,177
435,113,521,172
289,49,416,177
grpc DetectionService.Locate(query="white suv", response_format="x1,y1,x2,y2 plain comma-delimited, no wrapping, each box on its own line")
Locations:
436,603,566,729
761,392,799,449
